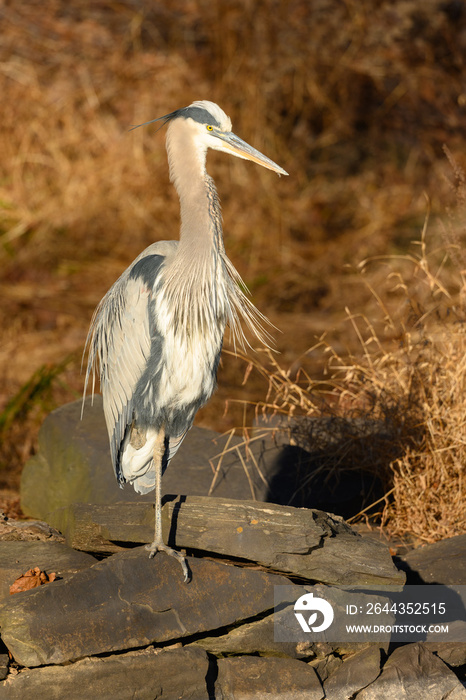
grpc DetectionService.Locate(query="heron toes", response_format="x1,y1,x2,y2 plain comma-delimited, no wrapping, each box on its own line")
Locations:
146,541,190,583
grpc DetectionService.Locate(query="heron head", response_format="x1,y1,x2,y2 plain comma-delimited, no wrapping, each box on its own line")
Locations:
132,100,288,177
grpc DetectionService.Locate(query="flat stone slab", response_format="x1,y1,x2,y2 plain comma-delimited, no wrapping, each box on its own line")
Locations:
0,541,96,600
323,645,382,700
0,514,64,543
0,655,8,682
308,654,343,683
216,656,324,699
50,501,156,554
163,497,404,586
399,534,466,585
356,642,466,699
191,605,315,660
51,496,405,586
0,547,288,667
0,645,210,700
425,620,466,667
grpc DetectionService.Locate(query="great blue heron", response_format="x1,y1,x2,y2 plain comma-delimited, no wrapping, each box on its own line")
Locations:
85,100,287,580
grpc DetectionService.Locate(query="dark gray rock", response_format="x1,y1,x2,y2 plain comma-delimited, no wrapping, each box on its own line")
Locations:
192,602,389,664
356,642,466,699
51,496,405,586
0,514,64,543
0,547,288,667
323,645,382,700
0,541,96,600
20,397,294,522
216,656,324,700
425,621,466,668
163,497,405,586
50,502,155,554
307,654,343,683
0,646,210,700
294,533,403,587
21,396,131,520
0,655,8,682
398,535,466,585
191,606,316,660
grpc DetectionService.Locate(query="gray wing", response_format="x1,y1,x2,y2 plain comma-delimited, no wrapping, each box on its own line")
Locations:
84,241,177,483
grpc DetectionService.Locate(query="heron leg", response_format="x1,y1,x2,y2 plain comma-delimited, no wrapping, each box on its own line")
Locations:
145,430,190,582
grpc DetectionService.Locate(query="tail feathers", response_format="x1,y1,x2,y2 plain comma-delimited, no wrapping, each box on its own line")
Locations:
119,426,190,495
129,470,157,495
120,428,158,494
166,428,189,463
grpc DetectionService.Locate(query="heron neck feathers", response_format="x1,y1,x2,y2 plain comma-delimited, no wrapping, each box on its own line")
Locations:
163,117,272,349
166,118,224,269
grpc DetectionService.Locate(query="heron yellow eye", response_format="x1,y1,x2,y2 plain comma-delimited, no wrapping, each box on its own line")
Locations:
206,125,213,131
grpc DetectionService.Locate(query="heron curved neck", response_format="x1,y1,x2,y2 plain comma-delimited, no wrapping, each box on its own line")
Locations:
166,120,222,254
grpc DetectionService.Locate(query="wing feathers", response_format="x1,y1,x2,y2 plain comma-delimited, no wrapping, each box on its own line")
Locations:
85,264,159,481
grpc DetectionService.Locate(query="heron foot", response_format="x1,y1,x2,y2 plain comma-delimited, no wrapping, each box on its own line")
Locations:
145,541,190,583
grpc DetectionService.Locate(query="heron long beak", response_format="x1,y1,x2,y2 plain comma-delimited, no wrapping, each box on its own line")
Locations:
217,132,288,176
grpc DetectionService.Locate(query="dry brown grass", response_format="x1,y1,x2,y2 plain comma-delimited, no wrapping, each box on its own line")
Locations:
237,168,466,544
0,1,465,540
